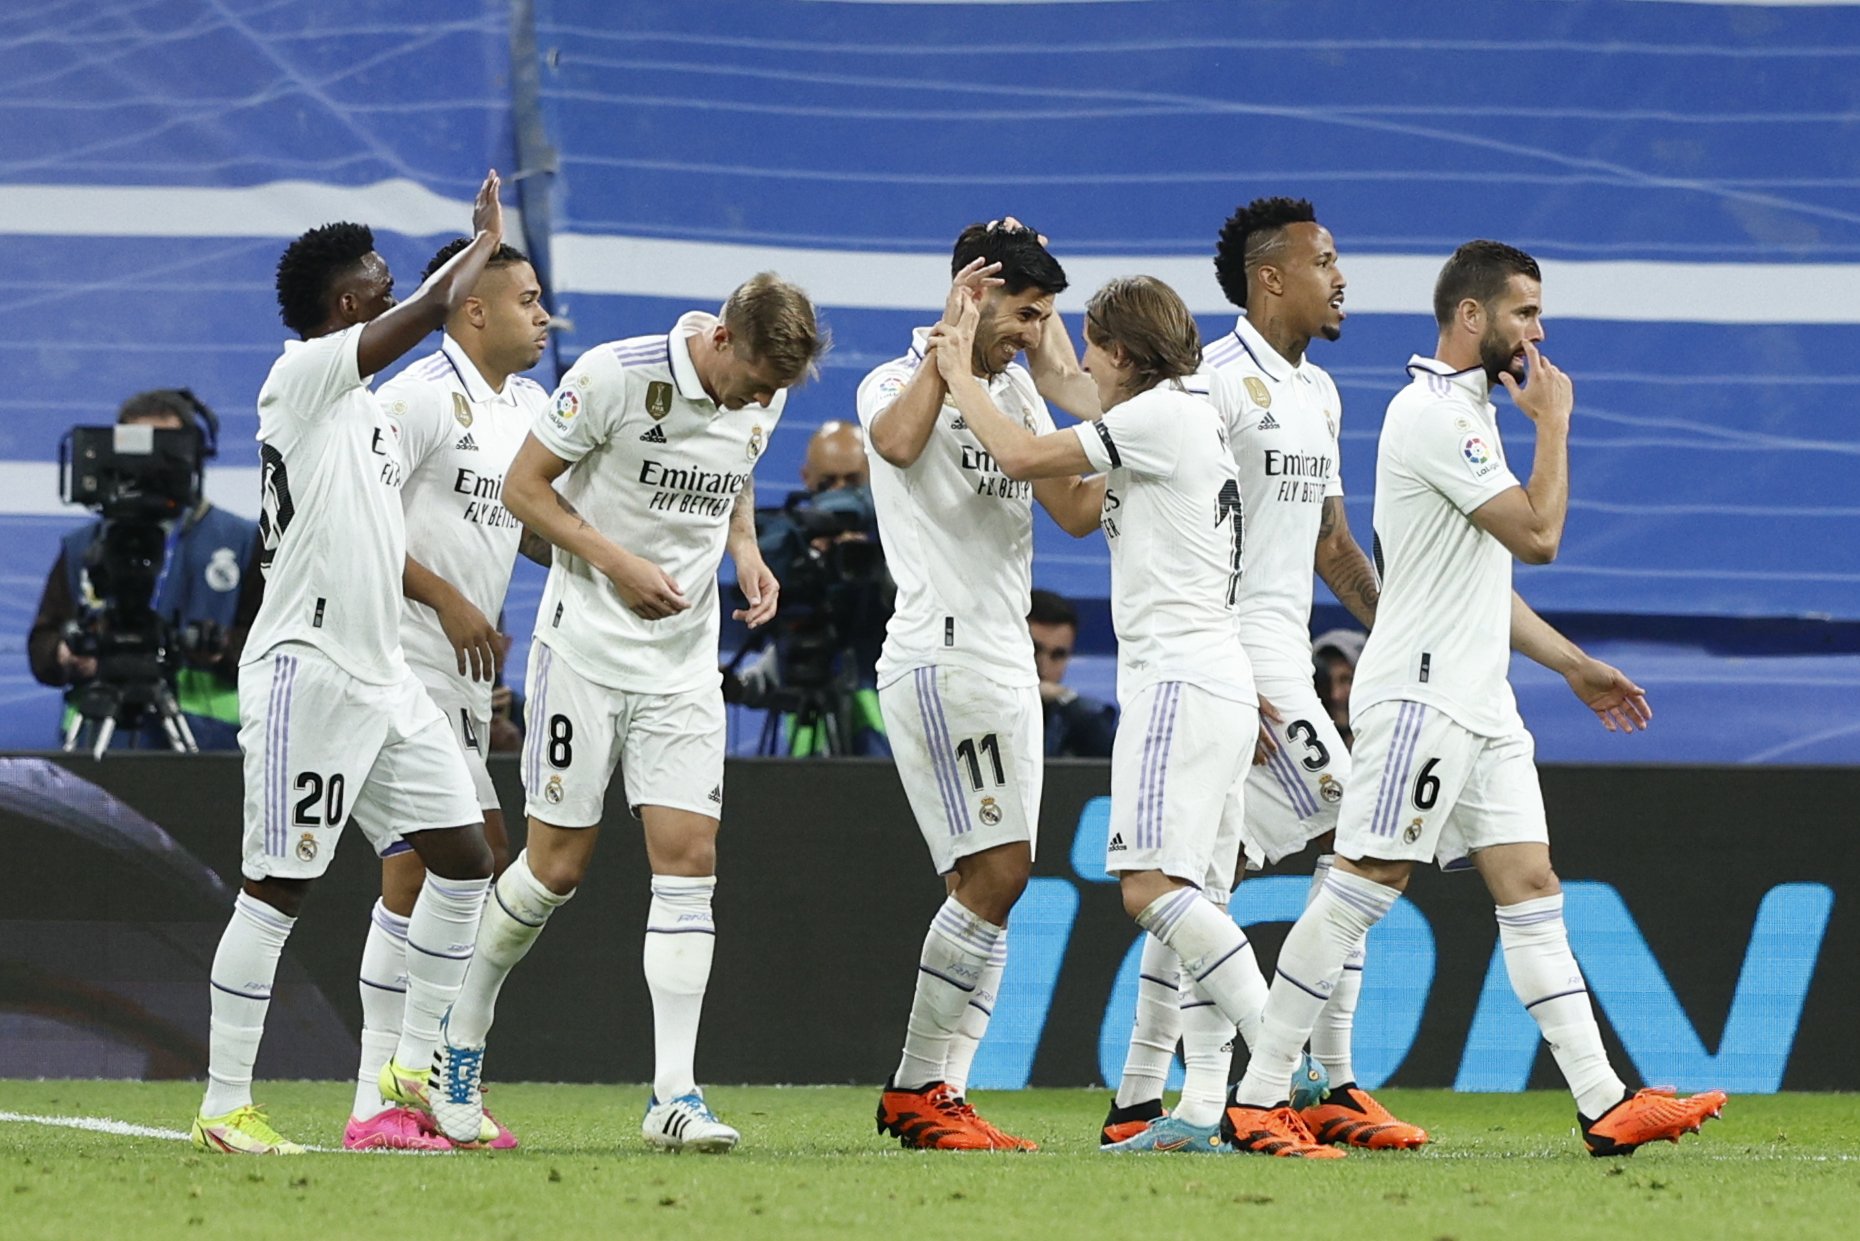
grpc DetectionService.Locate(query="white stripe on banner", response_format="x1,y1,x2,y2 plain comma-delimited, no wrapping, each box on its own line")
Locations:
0,462,260,519
1,184,1859,324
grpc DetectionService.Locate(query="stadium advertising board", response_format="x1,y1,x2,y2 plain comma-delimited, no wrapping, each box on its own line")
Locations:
2,755,1849,1091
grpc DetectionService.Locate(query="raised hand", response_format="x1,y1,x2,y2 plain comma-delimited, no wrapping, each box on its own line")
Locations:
1565,656,1652,733
1498,340,1573,425
943,257,1003,326
927,293,979,385
472,169,504,245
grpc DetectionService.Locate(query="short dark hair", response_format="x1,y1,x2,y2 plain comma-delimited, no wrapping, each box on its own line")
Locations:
1028,589,1078,630
420,237,532,284
1213,197,1317,310
951,223,1068,297
116,389,192,425
275,222,375,337
1433,240,1541,328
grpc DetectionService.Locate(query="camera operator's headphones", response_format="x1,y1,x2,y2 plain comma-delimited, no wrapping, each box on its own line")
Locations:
144,388,220,460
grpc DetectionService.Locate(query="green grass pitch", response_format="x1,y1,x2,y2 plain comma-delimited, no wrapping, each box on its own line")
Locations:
3,1083,1856,1240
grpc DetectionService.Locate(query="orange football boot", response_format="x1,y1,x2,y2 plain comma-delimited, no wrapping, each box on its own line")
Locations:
1101,1097,1165,1147
876,1080,993,1150
1221,1099,1347,1159
1300,1083,1429,1149
950,1096,1038,1151
1581,1087,1728,1157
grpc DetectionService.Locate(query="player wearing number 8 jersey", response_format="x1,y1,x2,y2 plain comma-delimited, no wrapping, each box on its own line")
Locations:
1225,240,1725,1158
863,224,1103,1151
433,273,827,1153
939,274,1276,1155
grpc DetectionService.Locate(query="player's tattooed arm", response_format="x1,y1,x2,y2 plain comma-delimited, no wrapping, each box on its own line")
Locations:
727,479,779,629
1511,591,1651,733
504,433,689,619
1314,496,1379,627
518,525,554,567
727,477,757,549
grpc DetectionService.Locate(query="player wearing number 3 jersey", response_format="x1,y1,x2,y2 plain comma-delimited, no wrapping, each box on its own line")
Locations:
1225,240,1725,1158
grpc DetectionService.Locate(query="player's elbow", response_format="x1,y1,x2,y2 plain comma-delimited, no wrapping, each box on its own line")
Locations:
1516,529,1560,565
870,432,920,470
501,471,548,525
1054,507,1100,538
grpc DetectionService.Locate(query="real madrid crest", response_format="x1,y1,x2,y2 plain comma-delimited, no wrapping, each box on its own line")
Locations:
1403,818,1424,844
746,425,765,461
296,833,318,862
979,797,1003,827
646,381,674,421
544,774,564,805
451,391,473,429
1318,773,1343,804
1244,376,1272,408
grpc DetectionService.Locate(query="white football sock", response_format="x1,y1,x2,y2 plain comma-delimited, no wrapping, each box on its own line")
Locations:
1233,868,1399,1107
1175,889,1255,1128
395,872,490,1070
353,900,408,1119
943,935,1006,1098
894,896,1003,1091
202,891,295,1117
1305,856,1364,1085
1497,894,1626,1119
644,875,718,1101
1114,931,1182,1108
447,850,572,1047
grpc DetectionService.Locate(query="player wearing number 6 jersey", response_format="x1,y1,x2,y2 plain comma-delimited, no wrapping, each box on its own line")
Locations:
192,177,507,1156
1225,240,1726,1158
346,238,553,1152
938,274,1276,1155
433,273,827,1154
863,224,1103,1151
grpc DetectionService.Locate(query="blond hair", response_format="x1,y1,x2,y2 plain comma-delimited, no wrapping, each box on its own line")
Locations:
722,272,830,383
1083,276,1201,398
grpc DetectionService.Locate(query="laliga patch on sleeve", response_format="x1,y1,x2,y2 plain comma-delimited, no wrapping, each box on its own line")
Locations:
552,388,581,424
875,374,904,402
1460,433,1500,479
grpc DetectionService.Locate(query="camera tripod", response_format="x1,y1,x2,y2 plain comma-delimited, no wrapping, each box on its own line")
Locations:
757,681,851,757
61,650,199,758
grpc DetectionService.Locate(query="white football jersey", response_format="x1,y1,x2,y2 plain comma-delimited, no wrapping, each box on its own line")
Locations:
380,334,550,714
532,312,785,694
1351,356,1523,736
1073,385,1253,706
1199,316,1345,681
856,328,1056,689
243,325,410,686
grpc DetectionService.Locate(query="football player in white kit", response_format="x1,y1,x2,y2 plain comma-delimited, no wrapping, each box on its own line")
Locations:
1100,198,1425,1151
343,238,553,1151
935,274,1291,1154
1226,240,1726,1158
192,175,506,1155
432,273,827,1152
865,225,1103,1151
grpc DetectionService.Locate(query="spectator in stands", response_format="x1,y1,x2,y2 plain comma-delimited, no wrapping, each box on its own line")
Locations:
27,390,263,750
800,419,870,494
1030,589,1117,757
1312,627,1366,749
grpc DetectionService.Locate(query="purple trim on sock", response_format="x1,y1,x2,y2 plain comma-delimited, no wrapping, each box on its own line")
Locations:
645,926,717,935
211,979,270,1002
494,885,546,929
1524,987,1589,1011
1138,973,1180,990
406,941,474,961
1193,941,1245,984
1275,969,1331,1002
360,978,407,994
917,964,977,994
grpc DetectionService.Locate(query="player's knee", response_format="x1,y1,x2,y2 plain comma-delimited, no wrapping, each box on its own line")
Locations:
242,876,309,919
528,847,590,894
420,824,494,881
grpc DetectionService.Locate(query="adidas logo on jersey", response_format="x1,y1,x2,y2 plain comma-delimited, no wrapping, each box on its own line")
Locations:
1107,833,1126,852
707,784,723,804
950,414,967,430
640,425,668,443
1257,412,1280,430
455,432,479,450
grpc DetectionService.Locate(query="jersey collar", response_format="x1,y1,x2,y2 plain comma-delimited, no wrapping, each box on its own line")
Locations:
1405,354,1490,404
440,333,511,405
1230,315,1294,383
670,311,716,404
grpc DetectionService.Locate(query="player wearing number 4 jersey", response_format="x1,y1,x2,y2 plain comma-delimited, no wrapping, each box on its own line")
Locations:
863,224,1103,1152
193,176,508,1156
944,274,1278,1155
431,273,827,1154
1225,241,1725,1158
347,238,553,1152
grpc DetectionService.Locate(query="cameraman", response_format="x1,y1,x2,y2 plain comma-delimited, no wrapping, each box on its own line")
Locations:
734,421,892,755
27,390,263,749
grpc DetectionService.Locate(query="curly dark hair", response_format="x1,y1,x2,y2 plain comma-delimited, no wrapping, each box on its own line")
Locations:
420,237,532,283
951,222,1068,297
275,221,375,337
1213,197,1318,309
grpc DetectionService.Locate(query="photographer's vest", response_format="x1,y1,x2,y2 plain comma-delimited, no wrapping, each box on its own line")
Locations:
62,504,257,725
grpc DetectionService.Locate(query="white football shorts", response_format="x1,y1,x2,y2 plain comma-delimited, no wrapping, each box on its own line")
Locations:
521,641,725,827
878,665,1043,875
1239,675,1350,871
1335,699,1548,870
239,644,481,882
1105,681,1255,884
411,662,500,813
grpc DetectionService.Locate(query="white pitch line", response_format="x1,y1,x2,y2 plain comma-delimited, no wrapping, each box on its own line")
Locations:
0,1110,414,1155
